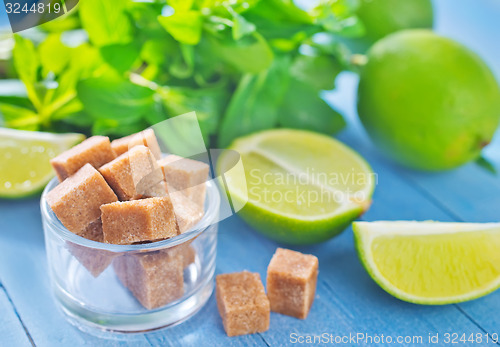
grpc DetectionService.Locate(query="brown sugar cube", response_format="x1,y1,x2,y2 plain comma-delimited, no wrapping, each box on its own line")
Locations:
111,129,162,159
181,244,196,268
67,219,116,277
101,197,179,244
216,271,270,337
141,180,204,234
170,191,204,233
140,180,169,199
113,250,184,309
266,248,318,319
158,155,209,207
69,243,115,277
169,243,196,268
50,136,116,181
99,145,164,201
45,164,118,234
77,218,104,242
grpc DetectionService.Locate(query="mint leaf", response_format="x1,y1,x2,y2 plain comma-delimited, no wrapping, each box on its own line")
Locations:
77,74,155,121
209,32,273,73
169,0,195,11
141,38,176,66
13,35,38,83
231,11,256,40
0,103,39,130
247,0,312,24
92,118,148,137
218,56,290,147
279,79,345,134
39,34,71,77
100,42,140,73
13,35,41,109
79,0,132,46
158,11,203,45
199,0,261,14
159,84,230,141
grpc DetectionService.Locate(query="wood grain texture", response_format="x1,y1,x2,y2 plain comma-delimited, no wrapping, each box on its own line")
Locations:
0,286,33,347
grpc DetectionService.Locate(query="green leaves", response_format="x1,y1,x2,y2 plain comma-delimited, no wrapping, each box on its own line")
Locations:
229,8,256,40
100,42,140,73
159,84,230,141
158,11,203,45
279,79,345,134
0,103,39,130
77,74,155,121
3,0,357,145
209,32,273,74
13,35,41,109
79,0,132,46
218,56,291,147
39,34,71,77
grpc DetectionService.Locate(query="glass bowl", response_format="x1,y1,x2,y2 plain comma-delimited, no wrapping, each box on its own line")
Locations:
40,177,219,333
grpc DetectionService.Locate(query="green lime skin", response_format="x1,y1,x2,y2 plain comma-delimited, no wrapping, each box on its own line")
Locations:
347,0,433,53
357,30,500,171
236,198,364,245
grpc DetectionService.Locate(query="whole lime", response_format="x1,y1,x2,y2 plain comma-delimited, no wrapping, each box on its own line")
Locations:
347,0,433,53
357,30,500,171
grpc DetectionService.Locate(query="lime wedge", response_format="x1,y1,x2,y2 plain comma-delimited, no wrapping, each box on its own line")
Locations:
353,221,500,304
0,128,85,198
218,129,375,244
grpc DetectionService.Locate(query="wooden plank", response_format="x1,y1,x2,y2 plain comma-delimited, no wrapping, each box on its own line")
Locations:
0,198,152,347
0,285,33,347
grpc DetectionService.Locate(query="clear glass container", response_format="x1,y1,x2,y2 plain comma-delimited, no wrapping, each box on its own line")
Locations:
40,177,219,333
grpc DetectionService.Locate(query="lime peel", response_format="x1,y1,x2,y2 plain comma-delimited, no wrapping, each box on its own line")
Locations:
219,129,375,244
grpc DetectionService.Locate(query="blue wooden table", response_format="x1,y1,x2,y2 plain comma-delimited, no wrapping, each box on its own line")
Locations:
2,1,500,346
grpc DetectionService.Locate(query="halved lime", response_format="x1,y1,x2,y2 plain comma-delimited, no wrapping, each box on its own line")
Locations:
353,221,500,304
218,129,375,244
0,128,85,198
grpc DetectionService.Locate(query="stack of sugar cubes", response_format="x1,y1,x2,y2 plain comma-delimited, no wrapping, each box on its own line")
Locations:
45,130,209,309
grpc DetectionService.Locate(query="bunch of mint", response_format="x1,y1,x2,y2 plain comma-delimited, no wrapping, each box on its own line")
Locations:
0,0,364,147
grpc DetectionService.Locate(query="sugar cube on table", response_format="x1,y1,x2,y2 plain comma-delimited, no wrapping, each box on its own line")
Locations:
50,136,116,181
266,248,318,319
111,129,162,160
101,197,179,244
158,155,209,207
99,145,163,201
113,250,184,309
216,271,270,337
45,163,118,234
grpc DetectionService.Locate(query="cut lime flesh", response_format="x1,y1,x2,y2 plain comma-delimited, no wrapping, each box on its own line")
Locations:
0,128,85,198
353,221,500,304
218,129,375,244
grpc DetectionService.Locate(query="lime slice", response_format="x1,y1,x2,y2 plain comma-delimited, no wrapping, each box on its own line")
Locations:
0,128,85,198
218,129,375,244
353,221,500,304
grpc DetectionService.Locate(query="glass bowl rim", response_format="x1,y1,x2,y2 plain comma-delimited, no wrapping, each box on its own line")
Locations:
40,176,221,253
